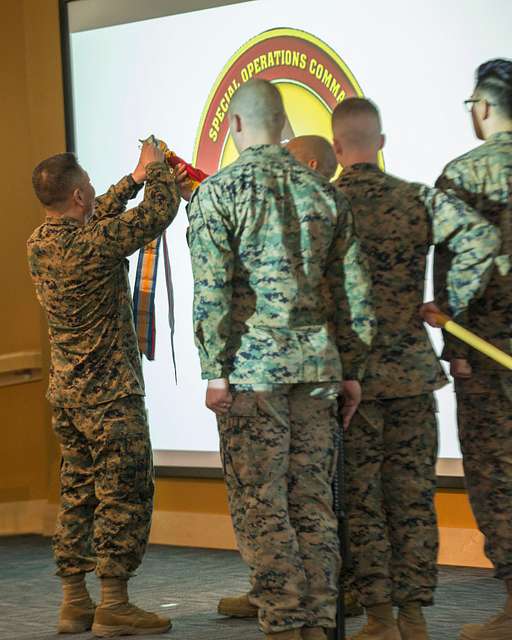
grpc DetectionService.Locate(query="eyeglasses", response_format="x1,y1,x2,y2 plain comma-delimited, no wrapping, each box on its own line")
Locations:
464,98,497,113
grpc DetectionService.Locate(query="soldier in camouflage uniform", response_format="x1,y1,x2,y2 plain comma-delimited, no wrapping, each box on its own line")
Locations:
431,59,512,640
186,79,376,640
216,133,363,622
27,142,180,637
332,98,500,640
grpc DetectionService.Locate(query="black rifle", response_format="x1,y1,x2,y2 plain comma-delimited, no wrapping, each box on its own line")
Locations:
330,400,351,640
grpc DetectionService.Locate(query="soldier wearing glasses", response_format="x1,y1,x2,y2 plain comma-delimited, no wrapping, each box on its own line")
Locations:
435,58,512,640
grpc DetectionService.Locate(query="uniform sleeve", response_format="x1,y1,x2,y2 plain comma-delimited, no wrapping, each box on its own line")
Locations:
188,182,235,380
435,162,474,204
423,183,500,359
326,193,376,380
85,162,180,260
91,174,143,220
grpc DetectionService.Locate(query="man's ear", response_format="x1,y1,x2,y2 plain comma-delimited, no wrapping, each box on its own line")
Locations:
234,114,243,133
73,187,84,208
483,100,493,120
379,134,386,150
308,159,319,171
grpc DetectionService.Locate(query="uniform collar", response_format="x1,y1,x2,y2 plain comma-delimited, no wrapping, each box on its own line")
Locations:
45,213,81,227
487,130,512,143
338,162,382,180
239,144,292,162
342,162,381,175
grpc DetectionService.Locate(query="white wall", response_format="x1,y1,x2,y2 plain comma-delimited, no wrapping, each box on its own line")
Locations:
70,0,512,453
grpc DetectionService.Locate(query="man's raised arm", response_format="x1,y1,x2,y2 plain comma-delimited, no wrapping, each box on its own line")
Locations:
87,143,180,260
91,140,170,220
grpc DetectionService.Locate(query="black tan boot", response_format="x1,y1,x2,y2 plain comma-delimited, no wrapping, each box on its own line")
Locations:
397,601,430,639
218,593,258,617
58,574,96,634
350,603,401,640
92,578,171,637
218,591,362,619
459,582,512,640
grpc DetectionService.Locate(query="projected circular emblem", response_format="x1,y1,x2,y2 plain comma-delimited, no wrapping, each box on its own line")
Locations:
193,28,365,174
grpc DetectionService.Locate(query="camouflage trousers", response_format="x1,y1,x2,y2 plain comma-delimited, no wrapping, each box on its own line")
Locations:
456,373,512,579
52,395,154,578
218,382,341,634
344,394,438,607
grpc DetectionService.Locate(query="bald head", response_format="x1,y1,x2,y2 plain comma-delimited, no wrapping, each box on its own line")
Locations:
286,135,338,180
332,98,384,167
228,79,285,151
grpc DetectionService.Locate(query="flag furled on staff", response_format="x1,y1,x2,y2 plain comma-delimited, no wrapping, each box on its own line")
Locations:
434,312,512,370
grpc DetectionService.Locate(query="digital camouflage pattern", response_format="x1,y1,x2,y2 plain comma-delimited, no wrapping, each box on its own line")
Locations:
334,163,498,613
52,395,153,578
344,394,439,606
187,144,376,384
436,131,512,371
27,162,178,580
336,163,500,399
27,162,180,407
436,131,512,580
456,373,512,579
218,382,340,633
188,144,373,632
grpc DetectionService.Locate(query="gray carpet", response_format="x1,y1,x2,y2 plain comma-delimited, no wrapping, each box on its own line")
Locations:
0,535,503,640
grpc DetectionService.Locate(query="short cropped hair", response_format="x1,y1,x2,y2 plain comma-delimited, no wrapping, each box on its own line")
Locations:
332,97,381,127
32,152,84,208
476,58,512,118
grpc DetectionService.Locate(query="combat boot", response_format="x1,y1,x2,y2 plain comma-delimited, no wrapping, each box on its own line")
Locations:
218,591,363,619
58,573,96,634
459,591,512,640
350,604,401,640
218,593,258,617
397,601,430,639
91,578,171,637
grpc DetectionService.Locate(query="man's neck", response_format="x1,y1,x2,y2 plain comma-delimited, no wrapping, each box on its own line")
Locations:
340,154,379,169
485,120,512,139
46,207,85,224
239,131,281,152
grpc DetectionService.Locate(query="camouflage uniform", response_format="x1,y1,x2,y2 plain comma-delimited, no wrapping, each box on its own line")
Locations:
27,162,179,577
436,131,512,580
336,163,500,606
187,144,376,633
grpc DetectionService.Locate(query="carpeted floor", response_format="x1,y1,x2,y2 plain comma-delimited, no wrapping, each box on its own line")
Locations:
0,535,503,640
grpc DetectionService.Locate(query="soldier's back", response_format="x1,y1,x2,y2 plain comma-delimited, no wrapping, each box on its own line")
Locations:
190,144,356,383
336,164,445,398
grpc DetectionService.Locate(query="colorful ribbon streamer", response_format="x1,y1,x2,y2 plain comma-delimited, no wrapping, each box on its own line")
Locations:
133,135,208,379
133,235,160,360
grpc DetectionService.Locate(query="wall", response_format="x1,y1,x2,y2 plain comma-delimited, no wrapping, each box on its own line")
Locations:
0,0,62,530
0,0,491,570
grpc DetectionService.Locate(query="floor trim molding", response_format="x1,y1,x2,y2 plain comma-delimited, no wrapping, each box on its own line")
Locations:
0,499,47,535
0,502,493,569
